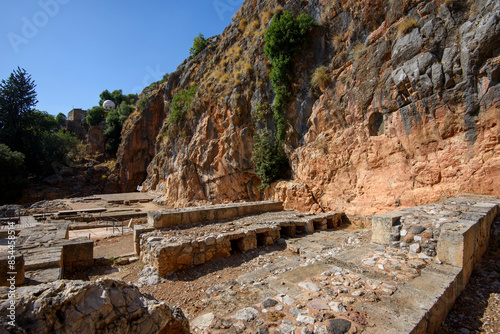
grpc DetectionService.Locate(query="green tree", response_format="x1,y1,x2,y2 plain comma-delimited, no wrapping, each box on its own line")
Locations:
55,112,67,127
251,130,289,190
0,143,27,204
104,102,135,154
0,67,38,153
86,106,105,126
190,33,208,57
98,89,138,107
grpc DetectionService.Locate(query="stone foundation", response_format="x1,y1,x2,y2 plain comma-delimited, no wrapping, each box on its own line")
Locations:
138,209,343,277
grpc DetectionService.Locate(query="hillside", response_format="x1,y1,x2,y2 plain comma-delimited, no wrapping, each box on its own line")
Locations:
115,0,500,214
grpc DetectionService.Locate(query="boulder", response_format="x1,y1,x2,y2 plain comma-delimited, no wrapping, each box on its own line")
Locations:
392,28,424,65
0,279,189,334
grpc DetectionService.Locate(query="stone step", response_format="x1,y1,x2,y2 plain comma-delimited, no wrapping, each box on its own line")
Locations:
25,268,61,283
23,247,63,271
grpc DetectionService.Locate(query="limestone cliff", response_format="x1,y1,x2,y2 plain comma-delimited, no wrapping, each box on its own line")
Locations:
0,279,189,334
117,0,500,214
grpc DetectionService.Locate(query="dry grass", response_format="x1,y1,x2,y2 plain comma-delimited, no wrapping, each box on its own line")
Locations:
350,43,367,60
397,18,419,37
249,19,260,32
261,10,274,26
311,66,331,89
331,34,344,49
238,18,247,32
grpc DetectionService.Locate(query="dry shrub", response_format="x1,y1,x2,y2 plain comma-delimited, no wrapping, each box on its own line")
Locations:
397,18,418,37
238,18,247,32
311,66,331,89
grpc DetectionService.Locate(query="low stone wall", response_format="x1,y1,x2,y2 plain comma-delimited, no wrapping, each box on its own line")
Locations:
147,201,284,229
140,211,343,277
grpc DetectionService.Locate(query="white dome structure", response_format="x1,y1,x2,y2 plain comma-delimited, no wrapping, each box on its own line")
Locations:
102,100,116,110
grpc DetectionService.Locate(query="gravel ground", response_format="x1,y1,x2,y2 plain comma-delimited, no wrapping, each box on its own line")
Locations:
439,215,500,334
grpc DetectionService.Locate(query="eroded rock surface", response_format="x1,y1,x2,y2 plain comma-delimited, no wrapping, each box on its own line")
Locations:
0,278,189,334
116,0,500,214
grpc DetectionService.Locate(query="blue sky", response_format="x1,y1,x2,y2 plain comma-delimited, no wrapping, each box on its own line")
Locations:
1,0,243,116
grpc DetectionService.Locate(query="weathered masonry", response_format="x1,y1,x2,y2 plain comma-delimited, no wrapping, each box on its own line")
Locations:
0,224,94,286
135,201,343,276
369,195,500,333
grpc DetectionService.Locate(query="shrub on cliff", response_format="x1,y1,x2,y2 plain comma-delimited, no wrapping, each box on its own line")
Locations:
168,85,197,124
251,130,289,190
397,18,419,37
311,66,331,90
252,11,316,189
264,11,316,142
190,33,208,57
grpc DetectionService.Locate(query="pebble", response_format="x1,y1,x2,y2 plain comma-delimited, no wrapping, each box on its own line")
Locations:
337,287,350,294
299,282,321,292
412,226,426,235
341,296,355,304
329,301,347,313
279,320,296,334
308,299,330,310
329,319,351,334
277,294,295,305
290,307,309,316
275,305,284,311
231,307,259,322
409,243,421,254
191,313,215,330
262,299,278,308
314,325,329,334
301,327,313,334
352,290,365,297
297,315,315,325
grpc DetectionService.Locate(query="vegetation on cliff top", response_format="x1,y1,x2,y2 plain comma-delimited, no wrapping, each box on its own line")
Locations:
190,33,208,57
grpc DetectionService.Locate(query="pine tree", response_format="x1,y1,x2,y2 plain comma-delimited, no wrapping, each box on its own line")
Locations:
0,67,38,152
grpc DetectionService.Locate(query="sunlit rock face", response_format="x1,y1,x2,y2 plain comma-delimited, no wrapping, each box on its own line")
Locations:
117,0,500,214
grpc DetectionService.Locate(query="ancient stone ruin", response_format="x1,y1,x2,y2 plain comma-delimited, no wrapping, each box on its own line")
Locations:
1,193,499,333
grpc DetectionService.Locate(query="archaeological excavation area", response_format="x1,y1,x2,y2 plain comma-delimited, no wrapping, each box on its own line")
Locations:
0,193,499,333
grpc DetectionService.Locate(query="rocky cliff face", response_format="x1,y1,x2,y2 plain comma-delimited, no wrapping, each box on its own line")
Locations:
117,0,500,214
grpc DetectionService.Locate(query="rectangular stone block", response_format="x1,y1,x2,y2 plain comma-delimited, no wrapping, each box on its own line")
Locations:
0,253,24,286
437,219,478,281
371,212,402,245
134,225,155,254
62,239,94,274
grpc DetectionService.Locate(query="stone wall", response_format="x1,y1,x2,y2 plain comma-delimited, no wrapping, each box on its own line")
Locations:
147,201,284,228
139,210,343,277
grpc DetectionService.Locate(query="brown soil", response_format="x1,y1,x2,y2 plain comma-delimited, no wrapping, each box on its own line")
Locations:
76,234,291,319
